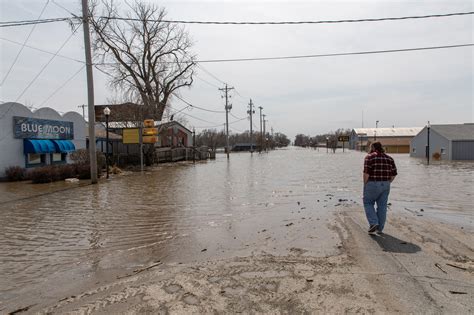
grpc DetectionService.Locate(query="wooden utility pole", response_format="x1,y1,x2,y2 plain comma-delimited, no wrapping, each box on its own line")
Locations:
219,84,234,159
247,99,255,153
258,106,263,153
263,114,267,152
78,104,86,119
81,0,97,183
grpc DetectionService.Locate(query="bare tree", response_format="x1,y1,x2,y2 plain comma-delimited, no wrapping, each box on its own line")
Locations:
90,0,196,121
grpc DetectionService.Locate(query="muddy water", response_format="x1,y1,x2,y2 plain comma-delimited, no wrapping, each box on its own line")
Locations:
1,148,473,305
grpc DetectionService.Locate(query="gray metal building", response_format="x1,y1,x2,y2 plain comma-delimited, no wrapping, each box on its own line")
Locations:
410,123,474,161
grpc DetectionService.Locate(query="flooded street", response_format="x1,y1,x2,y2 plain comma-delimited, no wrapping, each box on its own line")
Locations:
1,148,473,312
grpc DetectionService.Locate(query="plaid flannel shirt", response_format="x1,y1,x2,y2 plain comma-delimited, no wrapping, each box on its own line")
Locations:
364,151,397,181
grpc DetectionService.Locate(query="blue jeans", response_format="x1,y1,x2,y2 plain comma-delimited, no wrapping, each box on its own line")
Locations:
363,181,391,231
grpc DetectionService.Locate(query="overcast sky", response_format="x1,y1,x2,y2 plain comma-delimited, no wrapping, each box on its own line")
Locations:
1,0,472,139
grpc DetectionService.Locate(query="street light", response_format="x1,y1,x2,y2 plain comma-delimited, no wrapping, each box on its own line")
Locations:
426,121,431,165
103,107,111,179
376,120,379,128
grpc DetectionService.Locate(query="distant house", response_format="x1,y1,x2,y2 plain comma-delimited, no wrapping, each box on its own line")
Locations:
410,123,474,161
349,127,422,153
157,121,193,147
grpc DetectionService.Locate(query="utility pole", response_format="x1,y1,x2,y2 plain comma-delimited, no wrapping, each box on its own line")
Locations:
81,0,97,184
263,114,267,152
78,104,86,119
219,84,234,159
258,106,263,153
247,99,255,153
193,127,196,164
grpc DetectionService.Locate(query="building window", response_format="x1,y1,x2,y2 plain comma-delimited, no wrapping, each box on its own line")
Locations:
440,148,446,155
52,153,67,163
27,153,45,166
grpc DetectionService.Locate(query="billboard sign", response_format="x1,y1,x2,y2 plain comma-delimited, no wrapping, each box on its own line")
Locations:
123,128,140,144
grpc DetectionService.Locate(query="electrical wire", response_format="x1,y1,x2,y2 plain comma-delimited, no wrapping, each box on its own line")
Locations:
174,94,226,113
2,11,472,28
51,0,79,18
230,112,247,120
38,64,85,107
0,17,74,28
0,37,85,64
168,105,218,125
195,43,474,63
1,0,50,86
96,43,474,66
195,75,221,89
15,23,82,102
102,11,474,25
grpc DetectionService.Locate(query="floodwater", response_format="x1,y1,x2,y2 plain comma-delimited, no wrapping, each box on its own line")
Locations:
1,147,473,306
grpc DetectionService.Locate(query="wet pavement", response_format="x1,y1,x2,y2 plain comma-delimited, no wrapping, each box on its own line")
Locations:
0,147,473,309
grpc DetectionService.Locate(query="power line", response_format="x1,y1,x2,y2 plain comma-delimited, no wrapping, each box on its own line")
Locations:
168,105,218,125
196,64,227,85
102,11,474,25
51,0,79,18
194,75,221,89
0,37,85,64
174,94,226,113
0,17,75,28
95,43,474,66
39,64,85,107
1,0,50,86
15,23,82,102
195,43,474,63
2,11,472,28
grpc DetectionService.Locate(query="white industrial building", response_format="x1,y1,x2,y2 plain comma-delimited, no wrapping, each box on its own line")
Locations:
0,102,86,178
349,127,422,153
410,123,474,161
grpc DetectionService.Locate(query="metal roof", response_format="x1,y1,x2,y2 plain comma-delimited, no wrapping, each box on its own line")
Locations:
431,124,474,141
353,127,423,137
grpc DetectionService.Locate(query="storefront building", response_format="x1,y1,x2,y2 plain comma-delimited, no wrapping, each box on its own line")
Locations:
0,102,86,178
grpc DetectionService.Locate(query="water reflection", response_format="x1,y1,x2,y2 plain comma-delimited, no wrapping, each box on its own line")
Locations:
0,148,472,302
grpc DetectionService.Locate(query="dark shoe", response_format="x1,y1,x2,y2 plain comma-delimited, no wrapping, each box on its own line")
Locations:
376,229,384,235
368,224,378,235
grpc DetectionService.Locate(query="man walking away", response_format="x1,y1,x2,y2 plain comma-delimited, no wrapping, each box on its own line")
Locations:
363,142,397,235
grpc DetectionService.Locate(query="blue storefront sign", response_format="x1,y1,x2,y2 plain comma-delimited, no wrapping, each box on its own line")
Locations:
13,116,74,140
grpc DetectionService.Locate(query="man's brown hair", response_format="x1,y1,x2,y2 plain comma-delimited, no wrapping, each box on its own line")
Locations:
371,142,385,153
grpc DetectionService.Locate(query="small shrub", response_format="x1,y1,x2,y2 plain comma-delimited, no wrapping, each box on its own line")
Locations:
70,149,89,164
76,164,92,180
29,166,56,184
5,166,27,181
57,164,76,180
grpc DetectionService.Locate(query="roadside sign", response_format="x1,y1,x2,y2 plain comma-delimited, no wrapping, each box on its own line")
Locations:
143,128,158,136
142,135,157,144
123,128,140,144
338,136,350,142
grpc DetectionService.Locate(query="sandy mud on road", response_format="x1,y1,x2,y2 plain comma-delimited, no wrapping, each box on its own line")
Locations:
32,204,473,314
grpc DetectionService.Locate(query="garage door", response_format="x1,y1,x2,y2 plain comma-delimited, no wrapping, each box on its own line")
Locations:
452,141,474,160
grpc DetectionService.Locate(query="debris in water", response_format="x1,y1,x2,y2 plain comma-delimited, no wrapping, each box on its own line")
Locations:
285,222,294,227
301,207,306,210
449,291,467,295
446,263,468,271
434,263,447,274
420,209,424,212
297,201,300,205
201,248,207,252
